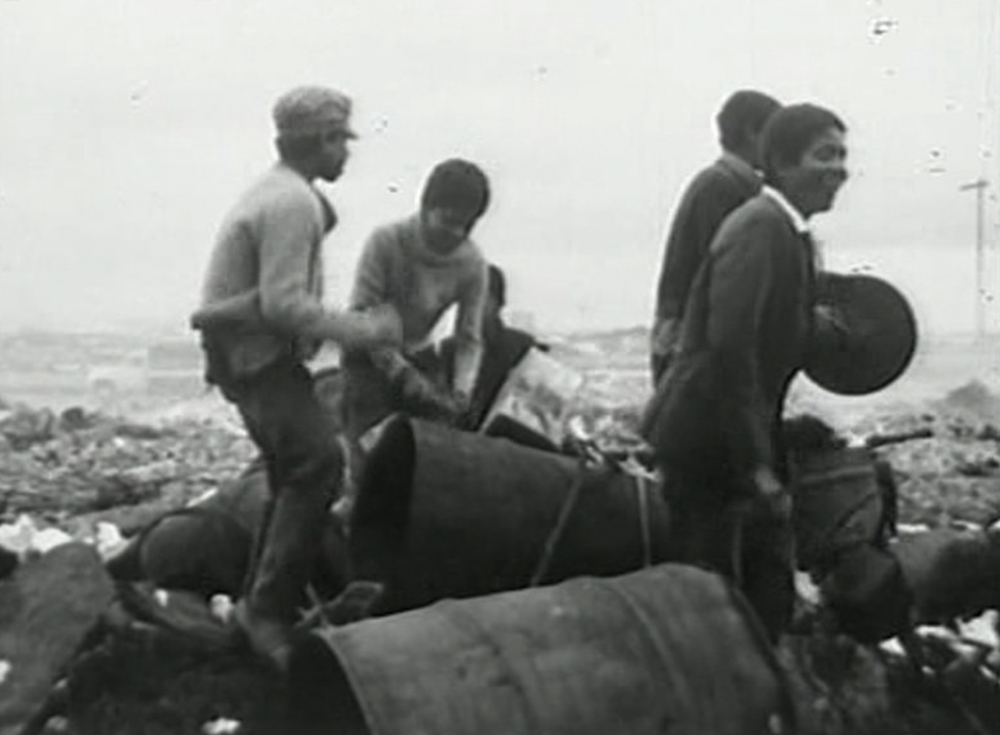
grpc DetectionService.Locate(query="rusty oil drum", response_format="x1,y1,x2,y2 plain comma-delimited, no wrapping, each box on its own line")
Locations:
349,414,670,614
286,564,792,735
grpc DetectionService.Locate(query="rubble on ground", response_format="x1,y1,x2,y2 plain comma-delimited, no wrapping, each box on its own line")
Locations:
2,379,1000,734
0,402,256,536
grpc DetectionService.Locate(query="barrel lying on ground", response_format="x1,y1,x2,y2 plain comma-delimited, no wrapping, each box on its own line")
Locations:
349,414,670,614
106,463,349,600
287,563,792,735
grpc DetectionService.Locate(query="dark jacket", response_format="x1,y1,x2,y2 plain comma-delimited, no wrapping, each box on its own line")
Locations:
659,192,816,477
437,323,538,429
654,154,761,324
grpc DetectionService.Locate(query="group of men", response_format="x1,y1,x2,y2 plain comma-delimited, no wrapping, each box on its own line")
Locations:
190,86,539,669
647,91,849,641
191,83,850,669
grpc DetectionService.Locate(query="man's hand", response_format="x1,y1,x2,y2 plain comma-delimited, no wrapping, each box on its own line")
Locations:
813,304,849,345
751,465,792,521
362,304,403,346
339,306,403,350
391,362,464,424
650,317,681,360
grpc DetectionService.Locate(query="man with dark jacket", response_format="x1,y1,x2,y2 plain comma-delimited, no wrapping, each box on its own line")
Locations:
189,86,401,670
650,90,780,383
642,103,849,642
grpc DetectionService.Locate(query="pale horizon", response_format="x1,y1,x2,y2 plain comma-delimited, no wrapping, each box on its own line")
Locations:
1,0,998,338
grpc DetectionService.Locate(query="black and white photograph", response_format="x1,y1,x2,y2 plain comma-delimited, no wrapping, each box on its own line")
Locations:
1,1,999,733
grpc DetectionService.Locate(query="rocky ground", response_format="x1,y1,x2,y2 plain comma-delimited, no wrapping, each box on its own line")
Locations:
2,360,1000,734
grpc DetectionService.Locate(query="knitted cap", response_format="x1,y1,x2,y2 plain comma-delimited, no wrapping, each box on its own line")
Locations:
272,86,356,138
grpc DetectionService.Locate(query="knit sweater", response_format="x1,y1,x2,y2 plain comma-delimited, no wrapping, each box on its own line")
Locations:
192,163,348,377
350,214,487,397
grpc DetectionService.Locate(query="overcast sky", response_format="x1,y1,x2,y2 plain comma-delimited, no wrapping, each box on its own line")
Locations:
0,0,998,336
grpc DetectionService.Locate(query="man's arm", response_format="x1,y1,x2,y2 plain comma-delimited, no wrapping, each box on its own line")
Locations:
190,289,262,331
350,228,394,312
451,260,488,400
258,194,399,348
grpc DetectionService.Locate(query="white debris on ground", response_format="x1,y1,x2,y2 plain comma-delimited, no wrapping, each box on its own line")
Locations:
0,513,130,561
0,401,256,528
202,717,241,735
210,594,235,624
0,514,73,558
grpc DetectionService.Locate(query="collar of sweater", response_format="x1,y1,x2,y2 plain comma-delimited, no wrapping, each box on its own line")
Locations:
404,213,473,267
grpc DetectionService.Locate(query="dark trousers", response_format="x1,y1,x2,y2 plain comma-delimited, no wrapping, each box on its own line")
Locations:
662,467,794,644
218,356,345,623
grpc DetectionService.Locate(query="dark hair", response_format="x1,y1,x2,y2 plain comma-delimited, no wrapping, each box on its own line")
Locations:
420,159,491,220
759,103,847,186
487,264,506,307
275,133,323,163
717,90,781,152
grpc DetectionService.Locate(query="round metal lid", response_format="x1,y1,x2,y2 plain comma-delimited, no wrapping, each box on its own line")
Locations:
805,272,918,396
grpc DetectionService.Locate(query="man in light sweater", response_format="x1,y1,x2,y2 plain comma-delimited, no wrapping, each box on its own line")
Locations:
190,86,400,670
343,158,491,444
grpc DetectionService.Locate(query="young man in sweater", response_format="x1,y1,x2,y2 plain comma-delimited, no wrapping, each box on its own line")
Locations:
343,158,491,444
190,86,400,670
650,90,781,384
642,103,849,642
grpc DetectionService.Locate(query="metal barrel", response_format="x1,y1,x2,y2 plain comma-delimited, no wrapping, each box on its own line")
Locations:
105,464,349,598
349,414,671,614
286,563,792,735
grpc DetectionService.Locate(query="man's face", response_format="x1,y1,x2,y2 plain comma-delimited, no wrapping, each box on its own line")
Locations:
419,206,479,255
777,127,848,218
316,127,352,182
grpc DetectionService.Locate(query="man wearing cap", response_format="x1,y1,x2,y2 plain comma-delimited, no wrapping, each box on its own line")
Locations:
642,103,849,642
650,90,781,384
190,85,401,670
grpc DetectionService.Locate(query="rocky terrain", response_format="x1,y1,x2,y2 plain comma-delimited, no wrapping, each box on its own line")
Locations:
1,331,999,734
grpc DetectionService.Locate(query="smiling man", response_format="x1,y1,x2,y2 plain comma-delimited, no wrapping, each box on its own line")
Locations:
343,158,491,445
642,103,849,643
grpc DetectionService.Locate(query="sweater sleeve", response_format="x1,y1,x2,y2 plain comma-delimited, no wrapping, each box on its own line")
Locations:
451,258,488,397
256,189,367,345
350,227,393,311
706,219,777,473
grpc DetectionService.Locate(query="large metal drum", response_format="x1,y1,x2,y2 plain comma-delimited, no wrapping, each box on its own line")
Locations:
349,415,670,614
287,564,792,735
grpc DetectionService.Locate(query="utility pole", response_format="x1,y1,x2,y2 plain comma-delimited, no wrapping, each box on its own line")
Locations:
960,178,989,336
